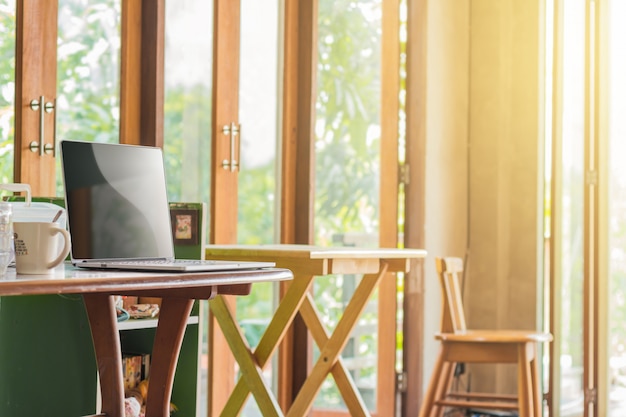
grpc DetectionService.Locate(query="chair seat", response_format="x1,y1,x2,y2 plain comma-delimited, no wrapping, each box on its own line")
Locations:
436,329,553,343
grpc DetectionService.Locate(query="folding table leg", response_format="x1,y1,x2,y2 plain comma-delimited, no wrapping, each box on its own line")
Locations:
211,295,283,417
286,264,388,417
300,295,370,416
211,274,314,416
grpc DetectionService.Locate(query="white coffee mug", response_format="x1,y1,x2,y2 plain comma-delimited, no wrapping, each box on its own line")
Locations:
13,222,71,274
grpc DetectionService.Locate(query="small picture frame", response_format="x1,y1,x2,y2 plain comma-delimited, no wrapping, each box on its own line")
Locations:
170,208,198,245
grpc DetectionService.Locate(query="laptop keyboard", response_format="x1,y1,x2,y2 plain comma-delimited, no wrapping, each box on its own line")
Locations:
115,259,218,266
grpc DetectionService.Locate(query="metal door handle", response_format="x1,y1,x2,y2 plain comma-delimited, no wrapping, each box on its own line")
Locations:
221,122,241,172
28,96,56,156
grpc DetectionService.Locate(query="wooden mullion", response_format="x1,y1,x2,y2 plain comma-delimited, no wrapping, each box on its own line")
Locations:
293,0,317,246
280,0,318,411
280,0,300,245
119,0,142,144
280,5,308,407
119,0,164,148
14,0,58,195
403,0,428,415
379,0,402,416
208,0,241,415
140,0,165,148
380,0,401,249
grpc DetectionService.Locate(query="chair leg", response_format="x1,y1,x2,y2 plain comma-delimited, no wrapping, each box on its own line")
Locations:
419,347,448,417
517,343,533,417
530,345,542,417
434,361,455,417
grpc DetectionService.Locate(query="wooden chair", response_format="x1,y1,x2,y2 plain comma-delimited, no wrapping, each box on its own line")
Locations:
418,257,553,417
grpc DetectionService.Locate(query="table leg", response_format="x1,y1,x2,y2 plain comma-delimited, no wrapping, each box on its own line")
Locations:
144,297,195,417
530,346,541,417
82,294,124,417
211,274,314,416
286,264,388,417
211,296,283,417
517,344,532,417
300,295,367,416
299,295,369,416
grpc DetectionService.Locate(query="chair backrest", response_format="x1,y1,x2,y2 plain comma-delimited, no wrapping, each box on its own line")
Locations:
435,257,467,333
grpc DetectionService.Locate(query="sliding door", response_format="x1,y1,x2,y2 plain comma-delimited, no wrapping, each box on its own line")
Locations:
604,2,626,415
550,0,626,416
162,1,279,414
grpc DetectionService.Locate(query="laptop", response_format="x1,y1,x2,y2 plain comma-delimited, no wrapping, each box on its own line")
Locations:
60,140,274,272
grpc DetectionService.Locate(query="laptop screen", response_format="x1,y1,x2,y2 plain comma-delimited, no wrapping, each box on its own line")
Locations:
60,141,175,260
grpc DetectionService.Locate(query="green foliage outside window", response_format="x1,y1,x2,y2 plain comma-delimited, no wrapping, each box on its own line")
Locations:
0,1,15,184
162,85,211,203
313,0,383,410
56,2,120,145
315,0,381,246
55,0,121,195
237,164,275,245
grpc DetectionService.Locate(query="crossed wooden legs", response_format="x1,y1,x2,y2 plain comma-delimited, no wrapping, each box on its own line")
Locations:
211,263,389,417
210,275,314,417
418,341,542,417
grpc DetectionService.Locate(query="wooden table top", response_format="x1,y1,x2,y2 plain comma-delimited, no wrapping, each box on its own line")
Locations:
0,263,293,297
206,244,427,260
205,244,427,276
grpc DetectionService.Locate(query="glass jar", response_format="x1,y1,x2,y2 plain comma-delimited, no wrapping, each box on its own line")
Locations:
0,202,13,275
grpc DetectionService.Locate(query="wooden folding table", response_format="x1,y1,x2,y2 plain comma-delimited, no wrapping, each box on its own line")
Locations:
206,244,427,417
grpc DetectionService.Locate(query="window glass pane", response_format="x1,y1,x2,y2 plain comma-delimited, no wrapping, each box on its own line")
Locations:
237,0,278,246
559,1,585,415
608,1,626,415
0,0,15,183
56,0,121,192
314,0,382,411
163,1,212,209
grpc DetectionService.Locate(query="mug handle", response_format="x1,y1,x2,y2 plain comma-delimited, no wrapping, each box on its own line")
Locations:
47,227,71,269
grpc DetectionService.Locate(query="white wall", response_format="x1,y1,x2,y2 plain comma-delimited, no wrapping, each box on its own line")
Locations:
416,0,545,396
420,0,470,388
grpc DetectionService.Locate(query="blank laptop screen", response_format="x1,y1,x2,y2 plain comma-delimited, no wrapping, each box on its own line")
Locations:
61,141,175,260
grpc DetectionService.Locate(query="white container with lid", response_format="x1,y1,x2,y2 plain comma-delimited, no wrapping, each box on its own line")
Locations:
0,183,67,229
